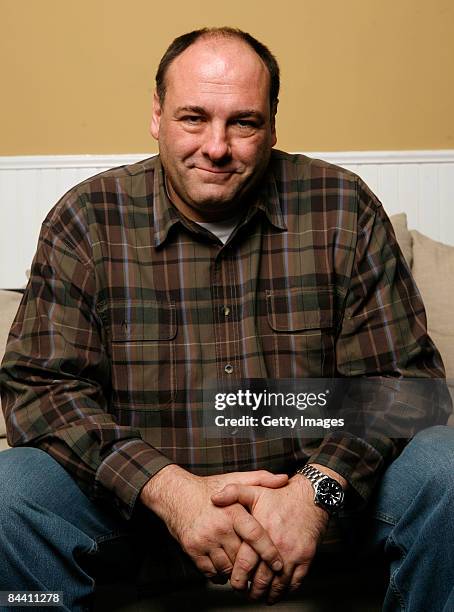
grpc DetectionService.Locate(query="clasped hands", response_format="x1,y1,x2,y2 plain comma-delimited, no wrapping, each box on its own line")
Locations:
140,465,332,604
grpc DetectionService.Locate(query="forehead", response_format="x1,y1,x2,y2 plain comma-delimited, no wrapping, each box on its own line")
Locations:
164,37,270,106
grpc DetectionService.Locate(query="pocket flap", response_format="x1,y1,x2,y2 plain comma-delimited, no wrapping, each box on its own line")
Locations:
98,299,177,341
266,287,334,331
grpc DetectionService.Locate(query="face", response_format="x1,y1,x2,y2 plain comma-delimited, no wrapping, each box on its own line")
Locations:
150,37,277,222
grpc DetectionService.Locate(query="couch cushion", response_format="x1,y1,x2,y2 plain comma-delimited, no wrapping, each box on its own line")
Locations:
411,231,454,401
389,213,413,268
0,290,22,439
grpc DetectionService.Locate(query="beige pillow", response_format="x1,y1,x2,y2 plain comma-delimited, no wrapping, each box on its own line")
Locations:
390,212,413,269
0,290,22,439
411,231,454,386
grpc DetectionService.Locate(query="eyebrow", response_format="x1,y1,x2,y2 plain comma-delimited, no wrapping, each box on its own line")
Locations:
174,106,265,121
175,106,207,115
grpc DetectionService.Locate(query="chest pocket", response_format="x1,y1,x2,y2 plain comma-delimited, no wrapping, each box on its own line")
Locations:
264,287,336,377
98,299,177,409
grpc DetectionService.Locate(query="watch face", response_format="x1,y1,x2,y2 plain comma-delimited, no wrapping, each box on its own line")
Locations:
315,478,344,510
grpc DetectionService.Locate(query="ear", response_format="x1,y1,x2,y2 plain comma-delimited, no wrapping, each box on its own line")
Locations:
270,100,278,147
150,92,162,140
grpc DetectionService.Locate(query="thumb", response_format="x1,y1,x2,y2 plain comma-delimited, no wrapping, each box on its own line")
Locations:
255,472,289,489
211,483,259,509
233,471,289,489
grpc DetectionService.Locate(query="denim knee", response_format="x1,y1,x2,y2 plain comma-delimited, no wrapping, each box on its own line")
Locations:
0,447,55,507
407,425,454,474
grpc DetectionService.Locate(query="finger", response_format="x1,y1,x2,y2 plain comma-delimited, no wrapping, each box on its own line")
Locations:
220,531,243,568
229,541,260,592
209,548,234,578
247,560,275,601
230,470,288,488
230,507,283,572
192,554,219,580
288,564,309,593
267,569,293,605
211,483,258,508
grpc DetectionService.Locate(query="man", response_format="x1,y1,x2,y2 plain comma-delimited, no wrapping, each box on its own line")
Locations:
1,27,453,611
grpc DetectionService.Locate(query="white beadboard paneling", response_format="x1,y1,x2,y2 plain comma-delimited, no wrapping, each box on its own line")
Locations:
396,165,420,230
1,151,454,288
0,170,23,287
439,164,454,246
418,164,441,241
377,165,399,214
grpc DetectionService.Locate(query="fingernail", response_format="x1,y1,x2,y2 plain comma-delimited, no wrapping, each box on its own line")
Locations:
272,560,282,572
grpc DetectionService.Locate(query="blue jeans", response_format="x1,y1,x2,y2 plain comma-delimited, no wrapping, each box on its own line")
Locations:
367,425,454,611
0,426,453,611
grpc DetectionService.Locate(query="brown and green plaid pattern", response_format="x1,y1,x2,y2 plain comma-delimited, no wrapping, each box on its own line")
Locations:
0,150,446,519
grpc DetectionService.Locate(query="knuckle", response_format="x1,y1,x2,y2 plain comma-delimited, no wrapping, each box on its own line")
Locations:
224,483,238,494
270,580,287,594
234,555,255,573
182,540,196,556
244,521,264,541
186,534,203,552
253,574,272,589
214,523,230,539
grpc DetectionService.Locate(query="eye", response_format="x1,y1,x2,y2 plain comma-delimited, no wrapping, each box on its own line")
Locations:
235,119,257,128
181,115,204,125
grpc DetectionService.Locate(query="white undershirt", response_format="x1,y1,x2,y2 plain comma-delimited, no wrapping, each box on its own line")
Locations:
196,213,242,244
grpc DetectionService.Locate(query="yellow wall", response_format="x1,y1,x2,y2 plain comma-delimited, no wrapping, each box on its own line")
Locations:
1,0,453,155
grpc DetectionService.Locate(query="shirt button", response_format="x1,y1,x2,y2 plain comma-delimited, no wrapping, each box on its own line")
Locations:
224,364,233,374
223,306,231,316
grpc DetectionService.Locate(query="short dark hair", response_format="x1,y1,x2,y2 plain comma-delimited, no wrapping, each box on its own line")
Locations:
155,27,280,112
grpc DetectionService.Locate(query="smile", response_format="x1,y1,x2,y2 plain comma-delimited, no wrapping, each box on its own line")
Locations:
194,167,236,175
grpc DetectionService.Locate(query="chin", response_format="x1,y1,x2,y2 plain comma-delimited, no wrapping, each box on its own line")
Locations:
189,190,238,209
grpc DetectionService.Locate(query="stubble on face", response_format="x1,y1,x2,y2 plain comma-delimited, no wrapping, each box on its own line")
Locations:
150,36,277,222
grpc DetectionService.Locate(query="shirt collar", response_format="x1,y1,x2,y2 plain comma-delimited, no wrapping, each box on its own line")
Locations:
243,162,287,232
152,155,287,248
152,159,183,248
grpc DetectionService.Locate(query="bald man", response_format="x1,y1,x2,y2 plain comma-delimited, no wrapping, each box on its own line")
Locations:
1,28,453,612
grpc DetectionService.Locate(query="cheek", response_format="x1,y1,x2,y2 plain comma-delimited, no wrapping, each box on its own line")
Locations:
234,139,271,167
160,123,199,159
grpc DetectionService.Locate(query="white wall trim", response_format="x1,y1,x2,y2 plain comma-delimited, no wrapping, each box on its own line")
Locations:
1,149,454,170
0,154,152,170
308,150,454,165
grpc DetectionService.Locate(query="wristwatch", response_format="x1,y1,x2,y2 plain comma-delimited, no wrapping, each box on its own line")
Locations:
296,464,345,516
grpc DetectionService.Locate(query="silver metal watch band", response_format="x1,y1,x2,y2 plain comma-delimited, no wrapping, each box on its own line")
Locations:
296,463,328,486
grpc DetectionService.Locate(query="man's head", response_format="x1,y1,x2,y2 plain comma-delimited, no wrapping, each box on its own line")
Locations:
150,28,280,222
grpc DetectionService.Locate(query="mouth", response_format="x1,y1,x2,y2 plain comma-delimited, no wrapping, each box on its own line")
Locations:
195,167,236,175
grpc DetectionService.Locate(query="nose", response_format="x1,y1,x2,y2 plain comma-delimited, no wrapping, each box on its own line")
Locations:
201,121,231,162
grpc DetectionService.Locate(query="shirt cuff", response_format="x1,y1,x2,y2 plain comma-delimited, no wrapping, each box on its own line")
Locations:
95,438,174,520
306,434,395,512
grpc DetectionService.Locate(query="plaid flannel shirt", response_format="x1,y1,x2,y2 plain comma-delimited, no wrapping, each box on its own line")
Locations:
0,150,446,520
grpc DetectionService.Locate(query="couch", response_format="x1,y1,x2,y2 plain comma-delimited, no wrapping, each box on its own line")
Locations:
1,213,453,610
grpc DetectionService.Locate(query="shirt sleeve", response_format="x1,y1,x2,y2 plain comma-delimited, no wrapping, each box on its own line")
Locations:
0,213,174,520
307,179,451,509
